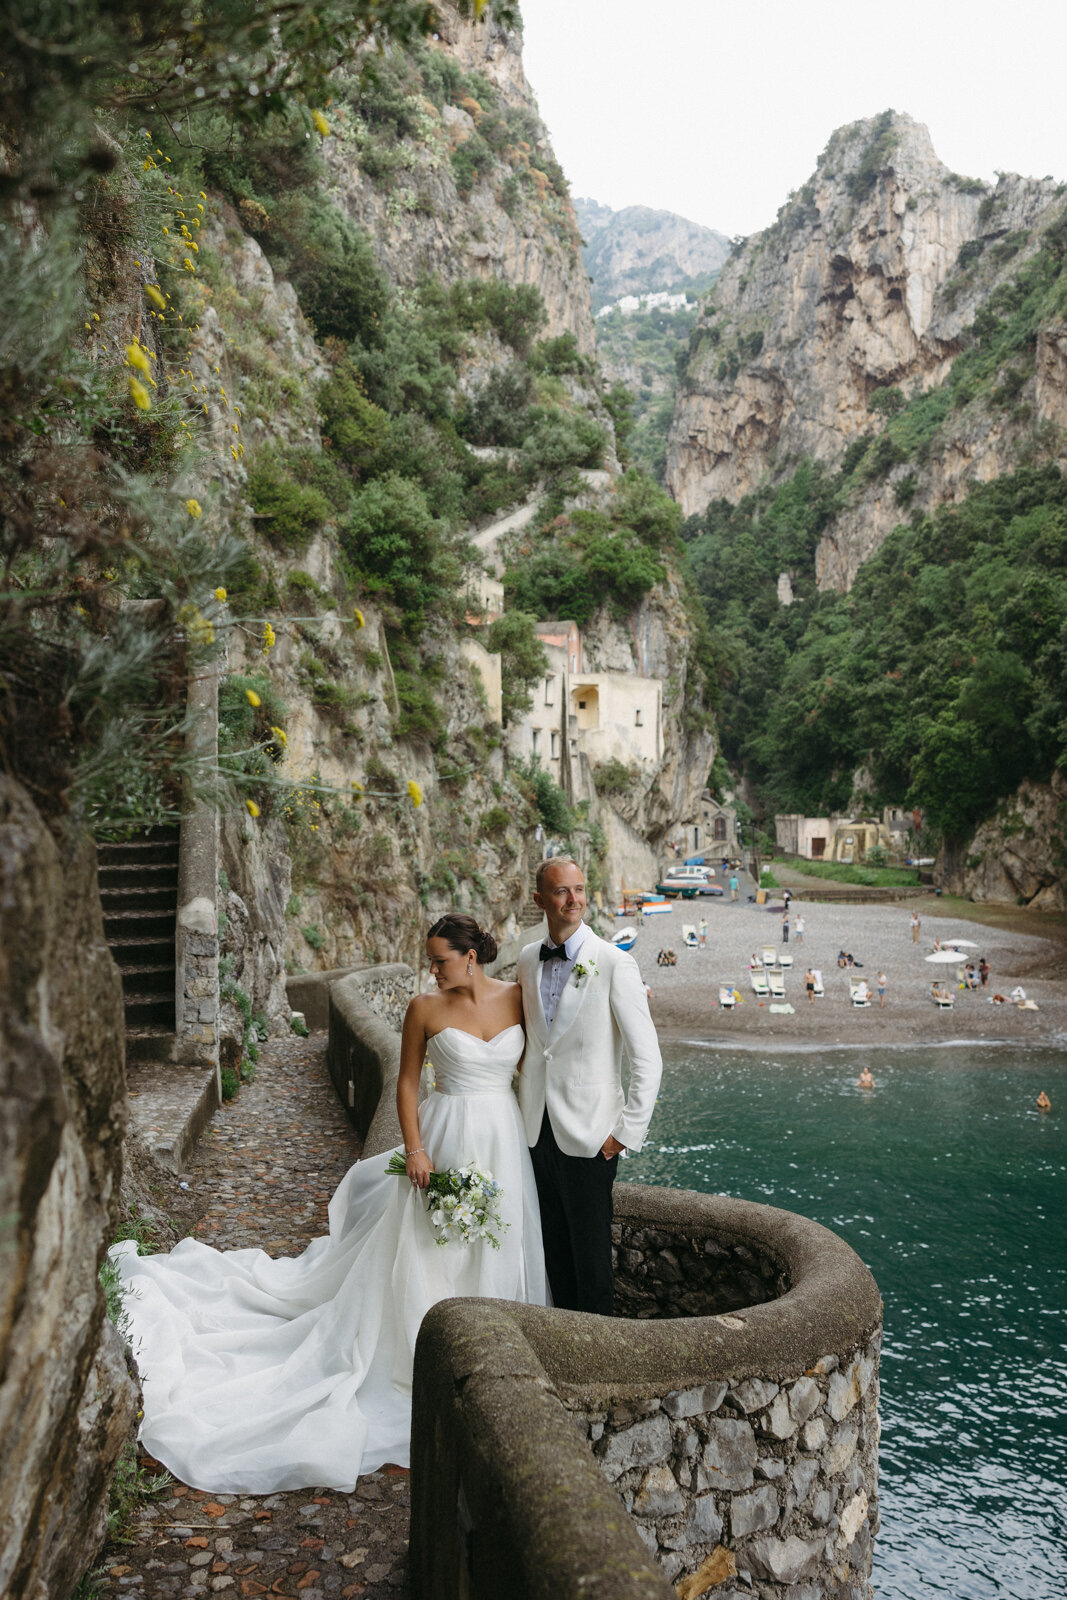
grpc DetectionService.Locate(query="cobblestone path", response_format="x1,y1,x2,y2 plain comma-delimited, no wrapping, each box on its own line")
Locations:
94,1036,412,1600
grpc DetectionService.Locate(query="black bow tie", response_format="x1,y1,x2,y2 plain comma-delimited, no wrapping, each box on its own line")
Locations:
539,942,566,961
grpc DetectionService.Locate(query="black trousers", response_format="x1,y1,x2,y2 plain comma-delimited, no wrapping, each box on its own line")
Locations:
530,1111,618,1315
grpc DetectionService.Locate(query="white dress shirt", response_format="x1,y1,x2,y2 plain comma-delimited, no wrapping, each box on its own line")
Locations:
538,921,592,1029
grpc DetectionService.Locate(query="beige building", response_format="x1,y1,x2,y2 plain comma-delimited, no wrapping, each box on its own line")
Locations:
509,621,663,801
667,793,740,863
775,812,901,862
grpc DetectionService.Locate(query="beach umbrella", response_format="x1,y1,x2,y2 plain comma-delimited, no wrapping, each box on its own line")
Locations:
939,938,978,948
925,950,965,963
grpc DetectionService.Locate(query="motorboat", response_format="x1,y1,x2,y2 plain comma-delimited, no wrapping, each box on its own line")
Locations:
612,926,638,951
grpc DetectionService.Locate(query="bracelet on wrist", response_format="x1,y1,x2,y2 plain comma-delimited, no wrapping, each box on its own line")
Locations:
406,1148,425,1157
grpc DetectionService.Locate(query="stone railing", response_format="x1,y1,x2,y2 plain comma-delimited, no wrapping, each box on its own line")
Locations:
326,964,415,1155
411,1183,881,1600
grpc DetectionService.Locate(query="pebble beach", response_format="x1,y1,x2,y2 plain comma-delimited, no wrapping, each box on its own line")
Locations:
631,895,1067,1046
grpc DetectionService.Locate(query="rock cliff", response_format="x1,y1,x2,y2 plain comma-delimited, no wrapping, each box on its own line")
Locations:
575,198,729,311
667,111,1067,588
0,781,139,1600
323,3,595,354
938,772,1067,910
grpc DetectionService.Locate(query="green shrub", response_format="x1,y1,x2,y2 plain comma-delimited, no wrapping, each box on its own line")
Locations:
318,360,391,471
291,1014,310,1037
483,804,510,834
593,758,635,795
303,924,324,949
220,1067,240,1100
246,451,331,554
530,333,585,375
518,759,574,835
460,363,535,446
521,411,606,481
486,609,549,723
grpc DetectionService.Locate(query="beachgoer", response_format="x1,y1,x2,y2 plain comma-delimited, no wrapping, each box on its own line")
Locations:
911,911,920,944
838,950,848,968
978,958,990,988
876,972,886,1008
729,874,739,902
805,968,816,1004
783,887,792,910
1010,985,1026,1003
698,916,707,949
782,912,790,944
857,1068,875,1089
795,914,805,945
657,949,670,968
964,963,978,990
1037,1091,1051,1111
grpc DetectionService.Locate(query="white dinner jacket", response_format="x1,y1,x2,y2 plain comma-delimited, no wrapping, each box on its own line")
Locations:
517,930,662,1159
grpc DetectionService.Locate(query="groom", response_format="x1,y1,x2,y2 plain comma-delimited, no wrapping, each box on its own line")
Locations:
517,856,662,1314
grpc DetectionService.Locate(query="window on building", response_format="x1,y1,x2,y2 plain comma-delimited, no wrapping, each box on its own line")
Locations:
713,816,726,841
569,739,577,756
531,729,540,756
570,652,576,671
544,677,554,705
635,708,643,727
550,731,560,759
578,699,586,710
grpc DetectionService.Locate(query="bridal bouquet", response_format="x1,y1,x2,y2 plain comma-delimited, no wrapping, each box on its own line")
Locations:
387,1154,510,1249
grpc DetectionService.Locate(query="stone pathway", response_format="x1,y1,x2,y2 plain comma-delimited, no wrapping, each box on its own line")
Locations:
94,1036,411,1600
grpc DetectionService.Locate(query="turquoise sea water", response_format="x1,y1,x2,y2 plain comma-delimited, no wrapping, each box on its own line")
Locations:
623,1041,1067,1599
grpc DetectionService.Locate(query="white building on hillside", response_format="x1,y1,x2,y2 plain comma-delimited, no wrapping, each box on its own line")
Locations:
508,620,663,799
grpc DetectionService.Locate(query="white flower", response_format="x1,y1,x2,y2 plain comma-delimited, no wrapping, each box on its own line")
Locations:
572,957,600,986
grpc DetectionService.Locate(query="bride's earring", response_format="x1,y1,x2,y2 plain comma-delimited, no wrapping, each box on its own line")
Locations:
467,959,473,976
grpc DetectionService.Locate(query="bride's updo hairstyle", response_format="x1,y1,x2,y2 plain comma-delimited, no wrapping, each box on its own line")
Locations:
427,913,498,967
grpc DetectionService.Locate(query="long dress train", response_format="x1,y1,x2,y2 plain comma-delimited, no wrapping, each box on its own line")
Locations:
111,1024,545,1493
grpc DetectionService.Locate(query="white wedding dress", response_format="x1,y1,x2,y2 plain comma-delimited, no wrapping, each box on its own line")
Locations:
111,1025,546,1493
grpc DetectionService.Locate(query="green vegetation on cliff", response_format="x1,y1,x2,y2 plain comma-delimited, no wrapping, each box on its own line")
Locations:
688,465,1067,838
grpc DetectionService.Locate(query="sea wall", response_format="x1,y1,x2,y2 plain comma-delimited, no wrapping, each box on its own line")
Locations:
0,778,140,1599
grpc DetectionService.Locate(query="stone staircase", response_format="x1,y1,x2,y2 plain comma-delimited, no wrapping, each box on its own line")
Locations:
97,826,179,1057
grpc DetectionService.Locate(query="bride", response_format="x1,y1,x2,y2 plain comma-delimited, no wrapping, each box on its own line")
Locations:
112,913,547,1494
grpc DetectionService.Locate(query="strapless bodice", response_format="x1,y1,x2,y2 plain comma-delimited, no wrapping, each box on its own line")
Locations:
425,1024,524,1095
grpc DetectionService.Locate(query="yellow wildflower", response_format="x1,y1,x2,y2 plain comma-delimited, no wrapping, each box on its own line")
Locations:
177,603,214,647
350,780,363,794
263,622,276,654
183,257,195,272
125,342,151,375
352,607,365,628
312,110,331,137
270,725,287,747
145,284,166,310
214,586,227,603
128,376,151,410
407,779,423,809
246,799,260,818
245,689,261,707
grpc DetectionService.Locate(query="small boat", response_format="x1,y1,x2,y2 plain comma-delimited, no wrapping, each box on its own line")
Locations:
612,926,638,951
641,900,673,915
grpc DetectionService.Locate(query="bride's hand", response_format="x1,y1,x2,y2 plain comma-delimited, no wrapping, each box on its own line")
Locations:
405,1151,432,1190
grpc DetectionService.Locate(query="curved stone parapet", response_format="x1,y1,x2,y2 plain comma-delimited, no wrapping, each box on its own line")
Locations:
327,975,883,1599
411,1183,881,1600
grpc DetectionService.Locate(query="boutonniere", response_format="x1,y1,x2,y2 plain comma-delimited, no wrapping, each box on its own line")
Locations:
572,958,599,986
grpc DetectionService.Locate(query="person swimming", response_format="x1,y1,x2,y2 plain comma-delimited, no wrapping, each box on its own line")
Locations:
857,1068,875,1089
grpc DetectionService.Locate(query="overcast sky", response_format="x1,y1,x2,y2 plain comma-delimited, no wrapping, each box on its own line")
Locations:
519,0,1067,238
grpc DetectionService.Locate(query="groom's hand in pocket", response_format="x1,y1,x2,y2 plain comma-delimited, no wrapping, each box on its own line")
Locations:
600,1135,625,1160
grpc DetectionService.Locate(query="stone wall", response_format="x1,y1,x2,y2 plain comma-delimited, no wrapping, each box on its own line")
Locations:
0,778,140,1599
411,1183,882,1600
326,965,416,1154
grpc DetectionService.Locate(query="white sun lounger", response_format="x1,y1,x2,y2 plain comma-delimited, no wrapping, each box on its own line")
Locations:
719,985,737,1008
812,970,825,998
683,924,698,948
778,948,793,968
932,988,955,1009
750,970,770,997
761,945,777,968
850,979,872,1007
768,968,786,999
